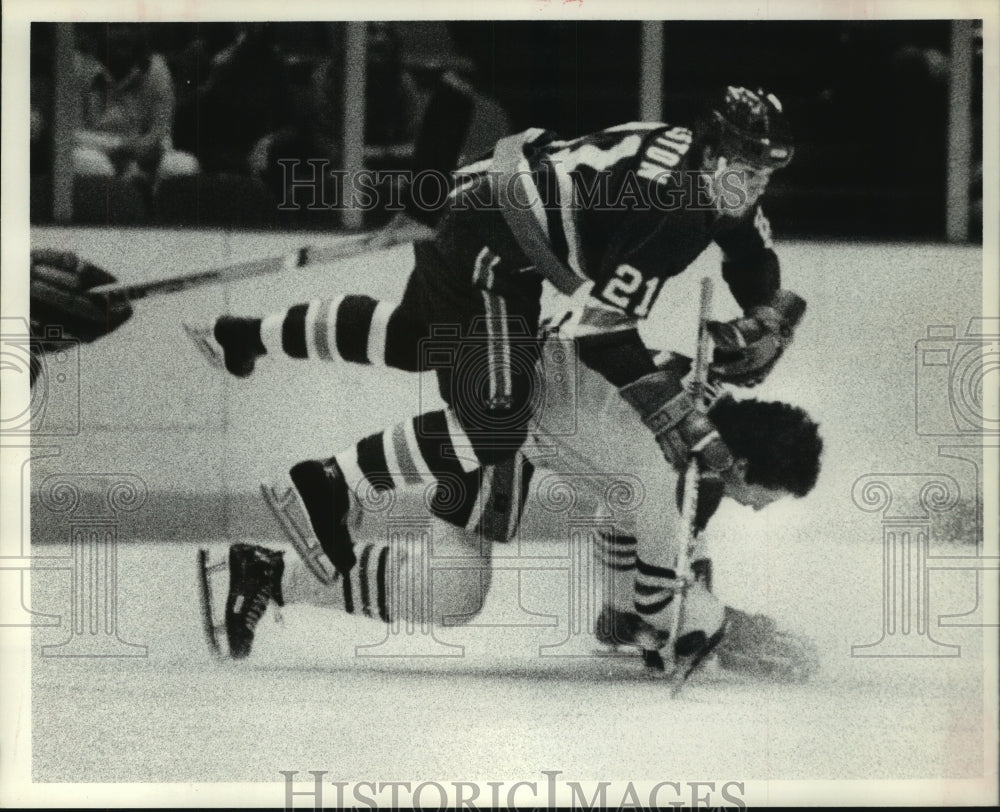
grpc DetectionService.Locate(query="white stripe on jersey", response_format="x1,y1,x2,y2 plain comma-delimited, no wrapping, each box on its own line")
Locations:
443,408,481,473
550,300,637,339
754,206,774,249
550,134,645,176
454,157,492,176
544,133,646,279
472,246,500,288
481,291,500,404
516,153,552,240
601,122,667,134
554,161,583,276
319,295,345,360
464,464,493,533
497,295,512,402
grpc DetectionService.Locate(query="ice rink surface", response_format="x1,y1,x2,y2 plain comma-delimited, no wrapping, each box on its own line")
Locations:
9,226,998,805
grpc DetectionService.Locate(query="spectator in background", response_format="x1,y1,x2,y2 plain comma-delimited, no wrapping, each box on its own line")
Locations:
248,23,421,207
73,23,199,190
172,23,295,177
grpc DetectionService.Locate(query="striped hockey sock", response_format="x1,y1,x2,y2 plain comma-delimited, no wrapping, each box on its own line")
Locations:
339,539,392,621
633,557,680,626
283,539,392,622
332,408,482,519
595,533,639,612
595,532,638,573
257,295,398,366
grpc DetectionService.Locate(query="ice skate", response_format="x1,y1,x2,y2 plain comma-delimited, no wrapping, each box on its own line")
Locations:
183,316,263,377
594,604,671,653
224,543,286,659
262,458,357,581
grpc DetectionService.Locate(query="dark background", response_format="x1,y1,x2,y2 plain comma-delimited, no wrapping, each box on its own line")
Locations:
30,20,983,241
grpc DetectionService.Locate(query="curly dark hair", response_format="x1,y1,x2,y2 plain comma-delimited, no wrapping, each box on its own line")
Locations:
708,395,823,497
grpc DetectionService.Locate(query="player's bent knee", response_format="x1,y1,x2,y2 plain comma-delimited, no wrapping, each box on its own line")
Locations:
432,564,494,626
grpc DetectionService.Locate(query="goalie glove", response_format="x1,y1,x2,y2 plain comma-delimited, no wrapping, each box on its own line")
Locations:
619,368,733,473
707,289,806,387
715,605,820,682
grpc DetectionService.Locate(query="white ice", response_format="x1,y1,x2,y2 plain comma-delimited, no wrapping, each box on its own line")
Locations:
11,227,996,805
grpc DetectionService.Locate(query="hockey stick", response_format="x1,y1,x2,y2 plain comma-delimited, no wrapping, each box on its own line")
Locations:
92,215,432,309
665,276,715,696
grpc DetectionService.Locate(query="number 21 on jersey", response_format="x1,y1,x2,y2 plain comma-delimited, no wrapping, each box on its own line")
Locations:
597,264,663,317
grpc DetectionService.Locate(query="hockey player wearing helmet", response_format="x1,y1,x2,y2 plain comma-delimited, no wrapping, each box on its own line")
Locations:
702,87,794,216
188,87,809,604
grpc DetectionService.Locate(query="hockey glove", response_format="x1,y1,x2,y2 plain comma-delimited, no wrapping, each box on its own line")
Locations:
31,249,133,345
715,605,820,682
707,289,806,387
619,369,734,473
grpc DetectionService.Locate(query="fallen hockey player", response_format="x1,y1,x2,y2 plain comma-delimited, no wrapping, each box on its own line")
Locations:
199,329,823,684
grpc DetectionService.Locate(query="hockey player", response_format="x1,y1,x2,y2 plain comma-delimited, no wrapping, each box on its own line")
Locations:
209,329,823,681
190,86,807,587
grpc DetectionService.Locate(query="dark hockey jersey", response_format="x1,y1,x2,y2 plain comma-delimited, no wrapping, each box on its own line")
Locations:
453,122,783,388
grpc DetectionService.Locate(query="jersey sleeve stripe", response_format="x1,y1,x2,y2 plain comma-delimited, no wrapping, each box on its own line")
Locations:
538,159,571,272
511,141,551,240
554,162,584,276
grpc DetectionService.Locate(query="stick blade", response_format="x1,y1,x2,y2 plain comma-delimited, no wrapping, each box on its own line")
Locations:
183,321,225,372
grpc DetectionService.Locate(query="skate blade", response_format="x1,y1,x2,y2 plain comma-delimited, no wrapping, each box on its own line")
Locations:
260,480,339,586
183,322,225,372
197,548,227,658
